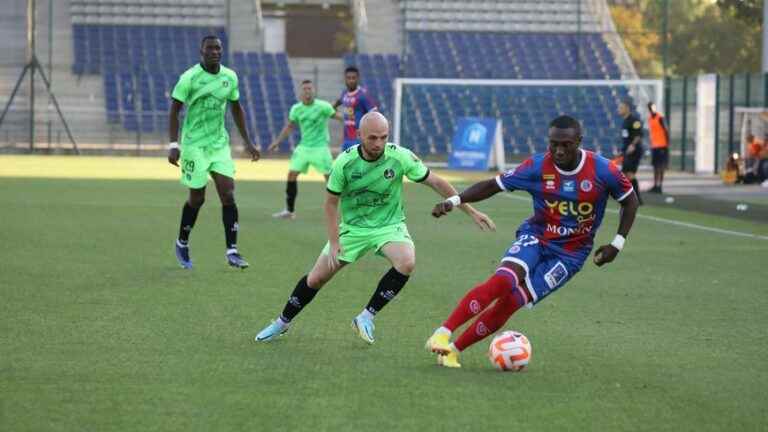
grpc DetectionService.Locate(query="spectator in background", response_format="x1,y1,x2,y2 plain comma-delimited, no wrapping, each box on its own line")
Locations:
743,133,767,184
647,102,669,193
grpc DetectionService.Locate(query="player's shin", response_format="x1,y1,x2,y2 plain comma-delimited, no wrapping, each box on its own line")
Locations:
362,267,410,317
286,180,297,213
222,204,238,250
453,289,526,352
442,272,516,331
280,275,319,323
178,202,201,244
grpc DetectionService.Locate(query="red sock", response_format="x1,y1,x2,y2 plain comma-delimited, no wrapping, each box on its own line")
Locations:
454,289,526,352
443,271,519,331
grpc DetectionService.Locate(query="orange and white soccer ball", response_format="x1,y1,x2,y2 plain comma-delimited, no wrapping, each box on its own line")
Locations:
488,331,532,371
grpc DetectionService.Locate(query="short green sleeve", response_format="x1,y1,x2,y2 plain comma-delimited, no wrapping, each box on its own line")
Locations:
171,72,191,103
399,147,430,182
288,104,299,123
326,155,347,194
323,100,336,118
228,73,239,102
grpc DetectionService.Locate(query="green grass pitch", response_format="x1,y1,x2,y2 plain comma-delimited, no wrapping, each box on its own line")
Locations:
2,164,767,431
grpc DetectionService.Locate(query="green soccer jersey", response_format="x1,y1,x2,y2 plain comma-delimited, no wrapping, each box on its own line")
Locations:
327,144,430,229
288,99,336,148
171,63,239,149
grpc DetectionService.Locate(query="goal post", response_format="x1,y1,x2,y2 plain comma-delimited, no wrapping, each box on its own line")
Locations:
393,78,664,161
735,107,768,155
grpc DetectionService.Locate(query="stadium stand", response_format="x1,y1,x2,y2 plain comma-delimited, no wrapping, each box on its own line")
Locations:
69,1,298,149
340,0,636,155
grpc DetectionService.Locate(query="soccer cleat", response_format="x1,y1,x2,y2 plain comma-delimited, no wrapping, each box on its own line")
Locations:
226,251,249,269
351,315,375,344
272,209,296,220
425,330,452,355
255,319,290,342
175,240,192,269
437,349,462,368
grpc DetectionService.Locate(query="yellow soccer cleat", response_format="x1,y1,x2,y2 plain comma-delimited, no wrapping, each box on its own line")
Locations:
437,349,462,368
425,331,452,355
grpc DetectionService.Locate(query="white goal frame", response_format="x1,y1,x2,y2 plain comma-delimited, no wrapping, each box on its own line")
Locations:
393,78,664,146
735,107,768,155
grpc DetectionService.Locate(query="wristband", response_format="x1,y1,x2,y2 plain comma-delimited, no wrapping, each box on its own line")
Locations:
169,142,179,150
446,195,461,207
610,234,626,251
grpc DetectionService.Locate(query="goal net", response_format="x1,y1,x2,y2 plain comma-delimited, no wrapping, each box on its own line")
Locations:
736,107,768,156
393,78,664,161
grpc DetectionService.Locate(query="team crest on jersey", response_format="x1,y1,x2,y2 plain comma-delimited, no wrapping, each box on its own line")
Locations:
222,80,229,88
383,168,395,179
563,180,576,192
580,180,593,192
633,121,642,129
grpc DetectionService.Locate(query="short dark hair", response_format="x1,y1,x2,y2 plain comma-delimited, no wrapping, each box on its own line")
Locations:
620,98,634,109
201,35,220,48
344,66,359,75
549,115,582,135
300,79,312,85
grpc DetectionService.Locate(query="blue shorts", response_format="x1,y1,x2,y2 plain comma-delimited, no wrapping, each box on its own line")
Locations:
342,139,359,151
501,232,583,305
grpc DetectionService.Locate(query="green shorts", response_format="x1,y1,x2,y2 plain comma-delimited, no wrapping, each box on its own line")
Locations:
321,223,414,264
289,145,333,175
180,145,235,189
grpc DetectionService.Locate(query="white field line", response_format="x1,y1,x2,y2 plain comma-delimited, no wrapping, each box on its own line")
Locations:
500,194,768,241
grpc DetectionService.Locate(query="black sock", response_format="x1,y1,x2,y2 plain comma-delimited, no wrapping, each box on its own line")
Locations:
178,202,201,244
222,204,239,250
365,267,410,315
280,275,319,322
286,180,297,213
631,178,643,204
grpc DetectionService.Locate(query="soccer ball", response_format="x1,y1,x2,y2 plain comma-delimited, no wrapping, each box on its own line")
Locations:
488,330,532,372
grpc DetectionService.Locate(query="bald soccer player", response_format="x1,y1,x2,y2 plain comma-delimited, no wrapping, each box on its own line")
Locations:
255,112,496,345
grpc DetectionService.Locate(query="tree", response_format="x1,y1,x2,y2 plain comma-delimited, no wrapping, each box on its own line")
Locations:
717,0,763,26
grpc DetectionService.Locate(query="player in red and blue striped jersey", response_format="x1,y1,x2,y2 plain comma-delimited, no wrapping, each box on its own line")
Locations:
425,115,640,368
333,66,378,151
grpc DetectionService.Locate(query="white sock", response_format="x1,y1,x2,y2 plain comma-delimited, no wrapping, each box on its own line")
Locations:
436,326,452,336
176,239,188,248
226,248,238,255
277,316,290,326
359,309,375,321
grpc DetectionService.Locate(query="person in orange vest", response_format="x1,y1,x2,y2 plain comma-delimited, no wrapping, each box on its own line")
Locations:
647,102,669,193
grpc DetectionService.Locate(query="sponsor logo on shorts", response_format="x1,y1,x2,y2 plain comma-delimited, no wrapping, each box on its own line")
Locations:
580,180,593,192
544,262,569,290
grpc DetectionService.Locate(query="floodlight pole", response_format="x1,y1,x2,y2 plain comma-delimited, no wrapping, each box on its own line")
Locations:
0,0,78,153
763,0,768,73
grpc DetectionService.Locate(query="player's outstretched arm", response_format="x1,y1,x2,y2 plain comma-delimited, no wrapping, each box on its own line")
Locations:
594,191,639,267
268,122,295,152
167,99,183,166
324,192,343,270
423,173,496,231
431,178,502,217
230,101,260,161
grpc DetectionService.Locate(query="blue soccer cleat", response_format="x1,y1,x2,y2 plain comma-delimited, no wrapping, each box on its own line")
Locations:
255,319,290,342
352,315,375,344
226,251,249,269
175,240,192,269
